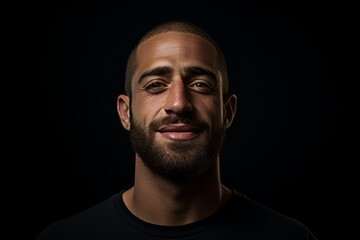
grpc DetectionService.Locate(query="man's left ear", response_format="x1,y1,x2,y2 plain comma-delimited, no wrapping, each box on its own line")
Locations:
223,94,237,128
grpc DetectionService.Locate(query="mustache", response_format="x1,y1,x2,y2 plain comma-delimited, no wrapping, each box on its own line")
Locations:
149,116,207,131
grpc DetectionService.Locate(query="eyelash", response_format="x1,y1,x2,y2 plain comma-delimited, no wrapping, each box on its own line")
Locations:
145,82,165,89
191,81,211,89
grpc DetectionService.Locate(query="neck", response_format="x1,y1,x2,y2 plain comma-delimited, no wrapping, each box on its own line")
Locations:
122,155,231,226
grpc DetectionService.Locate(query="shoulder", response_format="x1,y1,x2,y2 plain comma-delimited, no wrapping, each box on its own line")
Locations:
35,192,122,240
226,190,317,239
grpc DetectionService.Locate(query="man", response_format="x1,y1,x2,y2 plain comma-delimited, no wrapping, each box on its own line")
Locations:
36,20,317,239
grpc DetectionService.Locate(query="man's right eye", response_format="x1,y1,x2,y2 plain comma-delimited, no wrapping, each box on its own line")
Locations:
144,81,167,93
145,82,163,89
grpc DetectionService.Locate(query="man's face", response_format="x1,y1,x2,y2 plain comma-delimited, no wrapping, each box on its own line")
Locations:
129,32,226,181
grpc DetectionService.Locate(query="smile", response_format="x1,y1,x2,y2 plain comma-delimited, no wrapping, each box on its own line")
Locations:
157,124,201,140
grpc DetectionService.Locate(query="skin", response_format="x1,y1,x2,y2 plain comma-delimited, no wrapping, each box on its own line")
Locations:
117,32,237,226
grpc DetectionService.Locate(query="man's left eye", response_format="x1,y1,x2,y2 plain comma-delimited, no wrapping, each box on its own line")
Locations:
189,81,214,93
192,82,210,88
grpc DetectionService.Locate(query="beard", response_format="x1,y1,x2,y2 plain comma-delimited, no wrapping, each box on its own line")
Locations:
129,115,226,183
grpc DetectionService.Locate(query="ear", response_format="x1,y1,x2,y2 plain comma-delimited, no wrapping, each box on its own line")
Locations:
223,94,237,129
117,94,131,131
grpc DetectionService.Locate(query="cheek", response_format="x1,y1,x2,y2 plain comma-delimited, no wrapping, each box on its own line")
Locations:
195,97,223,123
131,96,164,125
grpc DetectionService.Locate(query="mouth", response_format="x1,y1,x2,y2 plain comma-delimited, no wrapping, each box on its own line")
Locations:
157,124,202,140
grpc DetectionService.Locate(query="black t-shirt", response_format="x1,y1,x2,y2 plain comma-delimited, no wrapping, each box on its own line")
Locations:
36,190,317,239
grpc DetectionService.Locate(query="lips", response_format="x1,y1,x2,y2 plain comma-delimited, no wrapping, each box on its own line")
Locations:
157,124,201,140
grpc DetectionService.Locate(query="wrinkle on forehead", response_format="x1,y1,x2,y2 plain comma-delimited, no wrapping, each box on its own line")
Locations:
135,32,219,76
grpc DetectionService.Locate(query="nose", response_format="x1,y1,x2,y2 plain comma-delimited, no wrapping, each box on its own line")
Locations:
164,79,193,115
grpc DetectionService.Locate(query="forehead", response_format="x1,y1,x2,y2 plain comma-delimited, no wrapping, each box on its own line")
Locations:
135,32,218,71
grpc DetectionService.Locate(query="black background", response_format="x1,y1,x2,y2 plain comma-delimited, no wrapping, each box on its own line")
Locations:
8,1,350,239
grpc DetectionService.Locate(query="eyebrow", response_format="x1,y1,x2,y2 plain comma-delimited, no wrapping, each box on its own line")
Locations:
138,66,173,84
184,67,217,84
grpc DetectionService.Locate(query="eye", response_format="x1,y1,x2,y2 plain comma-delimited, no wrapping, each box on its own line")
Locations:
144,81,167,93
190,81,214,93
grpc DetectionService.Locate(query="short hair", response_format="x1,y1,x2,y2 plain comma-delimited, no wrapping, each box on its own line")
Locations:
124,20,228,97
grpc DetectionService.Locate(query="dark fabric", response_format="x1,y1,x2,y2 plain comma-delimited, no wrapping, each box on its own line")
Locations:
36,189,317,239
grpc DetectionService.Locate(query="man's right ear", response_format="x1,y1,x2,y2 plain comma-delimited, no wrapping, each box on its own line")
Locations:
117,94,131,131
